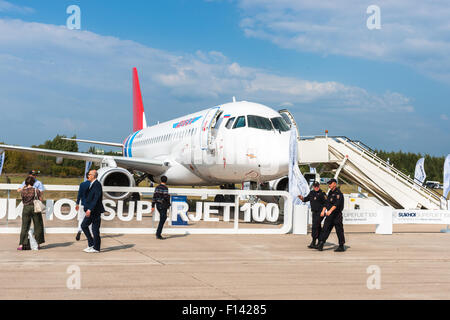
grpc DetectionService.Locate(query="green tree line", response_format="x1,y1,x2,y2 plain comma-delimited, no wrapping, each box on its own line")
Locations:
1,135,85,177
373,150,446,183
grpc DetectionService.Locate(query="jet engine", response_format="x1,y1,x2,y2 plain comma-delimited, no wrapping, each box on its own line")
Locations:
96,167,136,200
268,176,289,191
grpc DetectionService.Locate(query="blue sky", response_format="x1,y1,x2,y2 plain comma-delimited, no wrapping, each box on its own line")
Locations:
0,0,449,155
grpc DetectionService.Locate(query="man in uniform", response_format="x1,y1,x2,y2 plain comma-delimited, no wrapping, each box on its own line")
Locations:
316,178,346,252
298,181,327,249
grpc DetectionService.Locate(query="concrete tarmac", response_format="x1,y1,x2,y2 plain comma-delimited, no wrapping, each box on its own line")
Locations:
1,225,450,300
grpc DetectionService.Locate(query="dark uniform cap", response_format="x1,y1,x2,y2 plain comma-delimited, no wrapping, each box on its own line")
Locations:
312,181,320,187
327,178,337,184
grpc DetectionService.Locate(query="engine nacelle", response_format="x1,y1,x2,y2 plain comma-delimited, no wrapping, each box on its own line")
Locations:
96,167,136,201
267,176,289,191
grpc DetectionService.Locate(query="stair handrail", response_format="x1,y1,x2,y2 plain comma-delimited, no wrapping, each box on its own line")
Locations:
331,136,441,203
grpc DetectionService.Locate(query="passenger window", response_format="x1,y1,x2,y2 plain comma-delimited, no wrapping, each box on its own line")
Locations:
225,117,235,129
233,116,246,129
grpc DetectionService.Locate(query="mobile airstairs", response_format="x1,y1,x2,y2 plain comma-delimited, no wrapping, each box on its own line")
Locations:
298,135,445,210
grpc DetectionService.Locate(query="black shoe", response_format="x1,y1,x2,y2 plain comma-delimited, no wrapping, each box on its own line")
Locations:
156,235,166,240
76,231,81,241
307,240,317,249
316,241,324,251
334,245,346,252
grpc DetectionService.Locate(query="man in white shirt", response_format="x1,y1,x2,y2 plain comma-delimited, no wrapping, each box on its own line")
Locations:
18,170,45,192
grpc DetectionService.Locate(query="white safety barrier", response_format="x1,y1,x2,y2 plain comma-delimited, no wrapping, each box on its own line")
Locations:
2,184,448,236
292,205,308,235
0,184,292,235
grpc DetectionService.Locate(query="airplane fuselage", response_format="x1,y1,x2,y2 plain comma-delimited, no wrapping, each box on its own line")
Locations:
124,101,292,185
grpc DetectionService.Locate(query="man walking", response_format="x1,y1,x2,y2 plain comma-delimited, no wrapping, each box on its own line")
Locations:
298,181,327,249
151,176,171,240
81,170,104,253
316,179,346,252
75,173,91,241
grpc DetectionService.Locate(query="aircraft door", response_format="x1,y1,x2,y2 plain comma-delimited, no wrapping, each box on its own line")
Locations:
200,107,222,151
278,109,299,136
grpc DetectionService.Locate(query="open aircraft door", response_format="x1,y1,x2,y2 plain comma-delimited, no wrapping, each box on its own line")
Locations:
278,109,299,136
200,107,222,151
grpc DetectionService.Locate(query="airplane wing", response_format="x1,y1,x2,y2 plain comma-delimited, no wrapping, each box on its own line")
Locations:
61,137,123,148
0,144,169,175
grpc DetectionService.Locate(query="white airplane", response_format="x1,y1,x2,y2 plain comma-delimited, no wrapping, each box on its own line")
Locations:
0,68,298,199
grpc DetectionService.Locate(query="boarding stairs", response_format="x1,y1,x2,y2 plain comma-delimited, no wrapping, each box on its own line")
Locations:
298,136,444,209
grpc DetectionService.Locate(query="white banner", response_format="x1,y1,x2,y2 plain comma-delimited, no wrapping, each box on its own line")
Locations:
0,151,4,176
343,210,381,224
288,129,309,206
444,154,450,199
393,210,450,224
414,157,426,185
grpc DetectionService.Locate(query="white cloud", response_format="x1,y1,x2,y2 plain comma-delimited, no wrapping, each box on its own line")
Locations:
0,0,34,13
441,114,449,121
235,0,450,84
0,18,447,154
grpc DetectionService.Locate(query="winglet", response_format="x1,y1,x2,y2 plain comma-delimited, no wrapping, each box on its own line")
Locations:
133,68,147,132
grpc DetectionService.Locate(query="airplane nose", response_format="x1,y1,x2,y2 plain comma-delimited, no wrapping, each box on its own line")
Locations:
259,132,289,177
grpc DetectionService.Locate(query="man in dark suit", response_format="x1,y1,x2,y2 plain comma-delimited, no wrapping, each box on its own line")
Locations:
75,173,91,241
81,169,105,253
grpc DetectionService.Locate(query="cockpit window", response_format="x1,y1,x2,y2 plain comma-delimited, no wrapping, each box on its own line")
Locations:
271,117,291,132
280,113,292,127
248,115,274,131
225,117,235,129
233,116,246,129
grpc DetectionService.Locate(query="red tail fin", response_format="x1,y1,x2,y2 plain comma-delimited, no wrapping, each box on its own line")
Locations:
133,67,145,132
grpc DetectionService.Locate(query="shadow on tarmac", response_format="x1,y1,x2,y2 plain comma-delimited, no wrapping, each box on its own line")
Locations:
163,234,189,239
40,242,74,249
321,242,351,251
102,234,125,239
101,244,135,252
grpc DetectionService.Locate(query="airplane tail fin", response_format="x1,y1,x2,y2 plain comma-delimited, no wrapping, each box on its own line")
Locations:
132,67,147,132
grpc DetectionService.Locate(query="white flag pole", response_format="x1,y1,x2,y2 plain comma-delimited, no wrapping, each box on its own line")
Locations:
288,129,309,206
414,157,426,185
443,154,450,200
0,150,5,176
441,154,450,233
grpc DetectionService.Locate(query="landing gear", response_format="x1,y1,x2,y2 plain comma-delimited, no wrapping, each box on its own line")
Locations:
134,172,150,186
128,172,150,203
131,192,141,201
214,183,236,203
